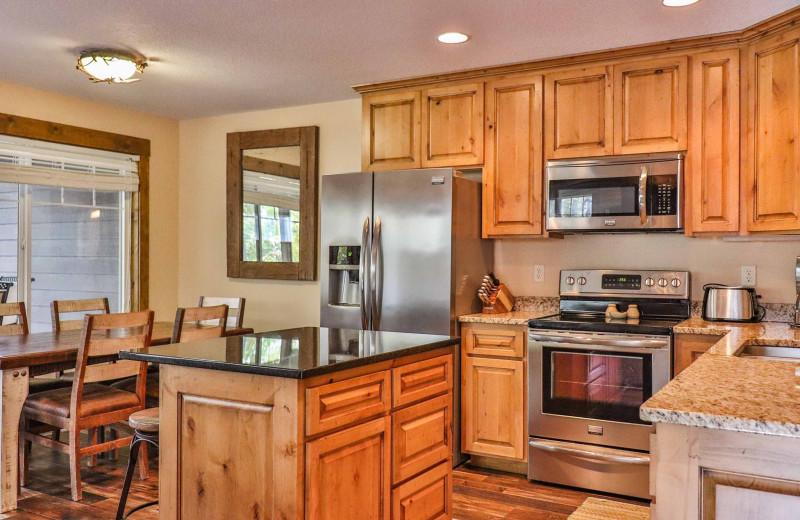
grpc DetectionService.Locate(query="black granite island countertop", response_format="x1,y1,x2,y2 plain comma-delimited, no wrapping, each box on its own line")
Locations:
119,326,459,379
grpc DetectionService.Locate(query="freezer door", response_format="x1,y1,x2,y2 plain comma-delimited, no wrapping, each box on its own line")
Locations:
372,169,453,335
320,172,374,330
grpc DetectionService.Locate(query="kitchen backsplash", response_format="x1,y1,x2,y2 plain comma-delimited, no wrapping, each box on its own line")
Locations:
514,296,795,323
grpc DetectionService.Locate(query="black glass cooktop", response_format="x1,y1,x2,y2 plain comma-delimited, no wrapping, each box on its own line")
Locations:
528,314,683,336
120,327,459,379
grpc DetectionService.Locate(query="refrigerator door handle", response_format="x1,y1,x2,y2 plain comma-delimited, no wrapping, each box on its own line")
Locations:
360,217,371,330
370,216,383,330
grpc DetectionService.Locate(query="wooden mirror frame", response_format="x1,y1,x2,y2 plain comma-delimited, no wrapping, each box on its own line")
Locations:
226,126,319,280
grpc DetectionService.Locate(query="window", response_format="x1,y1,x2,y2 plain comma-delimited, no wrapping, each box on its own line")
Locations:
0,136,138,332
242,203,300,263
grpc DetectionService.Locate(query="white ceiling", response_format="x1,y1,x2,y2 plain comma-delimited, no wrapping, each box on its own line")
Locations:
1,0,798,119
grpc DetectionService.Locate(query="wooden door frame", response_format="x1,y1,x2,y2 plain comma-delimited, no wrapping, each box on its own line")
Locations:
0,113,151,311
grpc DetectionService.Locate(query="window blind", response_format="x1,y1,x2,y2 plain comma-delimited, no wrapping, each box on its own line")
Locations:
0,135,139,192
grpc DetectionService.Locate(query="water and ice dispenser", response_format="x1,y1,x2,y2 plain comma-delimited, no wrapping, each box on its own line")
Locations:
327,246,360,306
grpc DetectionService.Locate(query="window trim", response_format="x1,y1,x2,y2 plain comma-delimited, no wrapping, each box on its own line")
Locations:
0,113,150,311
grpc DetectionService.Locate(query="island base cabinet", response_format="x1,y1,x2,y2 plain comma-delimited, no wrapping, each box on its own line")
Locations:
306,417,392,520
392,462,452,520
651,423,800,519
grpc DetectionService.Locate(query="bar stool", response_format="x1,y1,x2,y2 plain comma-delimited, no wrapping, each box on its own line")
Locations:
116,408,159,520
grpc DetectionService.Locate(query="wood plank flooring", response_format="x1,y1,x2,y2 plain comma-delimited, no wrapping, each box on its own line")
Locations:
5,444,646,519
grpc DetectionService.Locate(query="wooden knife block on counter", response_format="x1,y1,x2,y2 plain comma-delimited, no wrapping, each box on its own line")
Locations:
482,284,516,314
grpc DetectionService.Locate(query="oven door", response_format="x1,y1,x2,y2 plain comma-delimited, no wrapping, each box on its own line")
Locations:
528,329,670,451
545,158,681,231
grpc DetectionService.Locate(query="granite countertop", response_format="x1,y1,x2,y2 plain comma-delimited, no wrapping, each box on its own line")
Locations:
119,327,458,379
459,310,552,325
641,317,800,437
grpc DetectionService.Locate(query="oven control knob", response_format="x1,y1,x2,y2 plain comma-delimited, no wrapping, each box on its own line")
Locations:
657,278,668,287
671,278,682,288
645,277,655,287
577,276,587,286
565,276,575,285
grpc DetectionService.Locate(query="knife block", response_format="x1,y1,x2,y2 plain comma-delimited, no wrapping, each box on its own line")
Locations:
482,284,516,314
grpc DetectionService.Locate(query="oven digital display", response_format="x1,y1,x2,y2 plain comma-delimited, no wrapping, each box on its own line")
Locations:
602,274,642,290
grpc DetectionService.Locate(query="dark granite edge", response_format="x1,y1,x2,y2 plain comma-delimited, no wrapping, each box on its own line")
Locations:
119,337,460,379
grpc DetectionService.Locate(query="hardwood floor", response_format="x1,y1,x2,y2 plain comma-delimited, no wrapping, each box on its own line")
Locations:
5,444,646,519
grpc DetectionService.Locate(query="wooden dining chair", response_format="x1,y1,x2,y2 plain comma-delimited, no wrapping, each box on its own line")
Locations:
19,310,154,501
0,301,28,336
198,296,245,329
51,298,110,332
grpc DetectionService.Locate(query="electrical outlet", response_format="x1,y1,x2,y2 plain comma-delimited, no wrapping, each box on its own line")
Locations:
742,265,756,287
534,265,545,283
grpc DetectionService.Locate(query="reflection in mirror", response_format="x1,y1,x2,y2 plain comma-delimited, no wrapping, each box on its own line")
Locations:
241,146,301,263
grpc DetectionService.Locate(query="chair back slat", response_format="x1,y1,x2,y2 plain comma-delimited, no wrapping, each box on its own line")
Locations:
0,302,28,336
72,310,154,415
51,298,109,332
199,296,245,328
172,305,228,344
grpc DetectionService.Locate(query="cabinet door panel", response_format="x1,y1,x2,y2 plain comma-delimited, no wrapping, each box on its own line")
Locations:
674,333,719,376
545,66,613,158
391,462,452,520
306,417,391,520
688,50,740,234
463,326,525,359
614,57,688,154
422,83,484,167
392,394,452,484
363,90,421,171
393,355,453,408
483,74,544,237
748,29,800,232
462,356,525,460
306,370,391,436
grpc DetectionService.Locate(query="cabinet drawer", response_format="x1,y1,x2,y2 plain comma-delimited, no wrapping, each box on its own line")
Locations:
392,393,452,485
464,327,525,358
393,355,453,408
306,371,391,436
392,461,452,520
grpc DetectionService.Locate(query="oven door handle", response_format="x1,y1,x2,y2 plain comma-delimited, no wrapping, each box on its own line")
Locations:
529,439,650,465
528,333,668,350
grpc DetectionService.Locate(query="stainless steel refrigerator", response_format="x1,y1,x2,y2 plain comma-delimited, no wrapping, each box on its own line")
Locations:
320,168,493,466
320,168,493,336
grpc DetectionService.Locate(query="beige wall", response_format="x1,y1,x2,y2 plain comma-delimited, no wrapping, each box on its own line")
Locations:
497,235,800,304
0,81,180,320
177,99,361,331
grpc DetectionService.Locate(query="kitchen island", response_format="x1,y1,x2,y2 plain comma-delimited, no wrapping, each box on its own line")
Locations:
121,327,457,520
642,319,800,519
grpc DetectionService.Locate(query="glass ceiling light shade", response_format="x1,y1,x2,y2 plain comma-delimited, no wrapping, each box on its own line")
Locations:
76,50,146,84
437,32,469,44
662,0,700,6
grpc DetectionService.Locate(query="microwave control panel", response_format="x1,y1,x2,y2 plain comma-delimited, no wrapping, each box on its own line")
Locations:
649,175,678,215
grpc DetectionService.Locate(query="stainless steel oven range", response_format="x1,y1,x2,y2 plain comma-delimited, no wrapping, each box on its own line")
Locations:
527,269,690,499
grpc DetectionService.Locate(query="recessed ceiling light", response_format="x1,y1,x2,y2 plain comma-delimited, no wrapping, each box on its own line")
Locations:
437,32,469,44
76,50,146,84
662,0,700,6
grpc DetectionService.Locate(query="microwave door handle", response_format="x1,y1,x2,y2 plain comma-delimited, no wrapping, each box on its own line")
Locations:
360,217,371,330
639,165,648,225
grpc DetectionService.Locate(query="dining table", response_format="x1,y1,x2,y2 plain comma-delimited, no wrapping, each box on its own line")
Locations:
0,321,253,512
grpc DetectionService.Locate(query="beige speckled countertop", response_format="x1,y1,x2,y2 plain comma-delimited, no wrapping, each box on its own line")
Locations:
641,317,800,437
458,310,553,326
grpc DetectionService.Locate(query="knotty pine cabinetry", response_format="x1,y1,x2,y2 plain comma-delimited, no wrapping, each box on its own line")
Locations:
673,333,720,376
461,324,527,464
356,7,800,237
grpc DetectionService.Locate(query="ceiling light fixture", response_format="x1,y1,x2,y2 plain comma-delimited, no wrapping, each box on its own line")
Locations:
76,50,146,84
437,32,469,44
662,0,700,6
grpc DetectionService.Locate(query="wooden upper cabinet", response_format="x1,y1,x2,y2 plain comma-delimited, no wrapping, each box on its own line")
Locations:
421,83,484,167
482,74,544,237
362,90,421,171
687,49,740,234
613,57,688,154
747,29,800,233
545,66,613,158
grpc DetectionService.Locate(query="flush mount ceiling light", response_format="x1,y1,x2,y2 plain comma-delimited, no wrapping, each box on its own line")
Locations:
437,32,469,44
662,0,701,6
76,50,146,84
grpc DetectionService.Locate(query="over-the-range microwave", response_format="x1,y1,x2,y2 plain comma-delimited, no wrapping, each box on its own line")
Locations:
545,152,684,233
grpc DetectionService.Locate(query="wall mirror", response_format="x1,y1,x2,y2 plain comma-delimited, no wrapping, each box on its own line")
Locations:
227,126,318,280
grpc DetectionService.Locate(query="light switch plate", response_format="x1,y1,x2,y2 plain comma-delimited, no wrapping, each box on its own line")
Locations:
742,265,756,287
534,265,545,283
